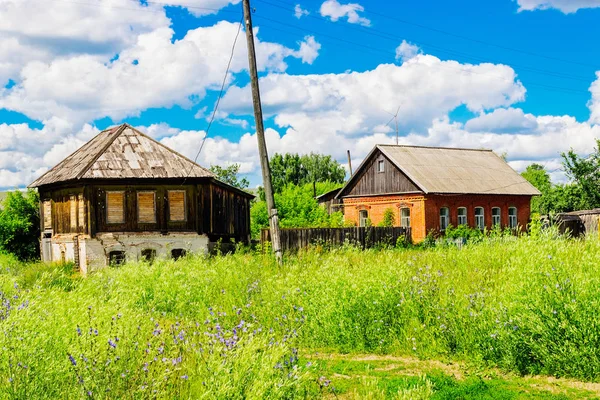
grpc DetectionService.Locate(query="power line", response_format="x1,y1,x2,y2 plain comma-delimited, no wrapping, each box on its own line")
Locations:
269,0,600,70
183,17,243,182
255,0,594,83
253,15,591,96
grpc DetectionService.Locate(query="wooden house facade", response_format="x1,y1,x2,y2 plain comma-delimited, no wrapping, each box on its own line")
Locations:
29,124,253,273
335,145,540,243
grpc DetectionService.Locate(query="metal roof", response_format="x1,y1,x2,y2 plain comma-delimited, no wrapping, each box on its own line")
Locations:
338,144,541,197
29,124,214,187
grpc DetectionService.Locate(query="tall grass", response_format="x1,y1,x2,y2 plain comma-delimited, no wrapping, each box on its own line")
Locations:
1,237,600,398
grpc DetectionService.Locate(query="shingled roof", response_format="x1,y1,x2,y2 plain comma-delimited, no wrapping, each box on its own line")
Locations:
338,144,541,197
30,123,214,187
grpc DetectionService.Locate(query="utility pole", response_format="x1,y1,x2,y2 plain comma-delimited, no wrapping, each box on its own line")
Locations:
347,150,353,176
242,0,282,264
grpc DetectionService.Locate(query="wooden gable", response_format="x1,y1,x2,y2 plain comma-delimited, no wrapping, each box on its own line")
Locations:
340,149,421,197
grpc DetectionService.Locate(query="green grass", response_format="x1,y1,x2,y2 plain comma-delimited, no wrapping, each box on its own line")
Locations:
1,237,600,398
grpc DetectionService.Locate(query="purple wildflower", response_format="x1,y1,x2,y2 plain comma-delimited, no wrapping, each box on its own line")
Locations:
69,354,77,366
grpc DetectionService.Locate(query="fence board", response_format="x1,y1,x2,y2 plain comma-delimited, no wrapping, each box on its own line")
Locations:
260,226,410,253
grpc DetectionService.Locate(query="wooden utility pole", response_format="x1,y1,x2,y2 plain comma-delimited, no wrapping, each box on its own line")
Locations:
242,0,282,263
347,150,353,176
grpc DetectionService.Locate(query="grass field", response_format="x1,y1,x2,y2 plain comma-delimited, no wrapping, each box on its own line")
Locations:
1,235,600,399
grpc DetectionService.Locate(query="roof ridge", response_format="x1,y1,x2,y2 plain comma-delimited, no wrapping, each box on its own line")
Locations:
75,124,128,180
124,125,214,177
377,144,494,152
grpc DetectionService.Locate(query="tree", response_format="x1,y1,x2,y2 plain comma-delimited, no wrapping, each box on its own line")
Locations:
269,153,346,193
209,164,250,190
521,163,552,214
0,189,40,260
562,140,600,209
378,208,395,227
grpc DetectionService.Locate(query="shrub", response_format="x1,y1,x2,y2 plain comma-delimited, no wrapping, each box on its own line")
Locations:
0,190,40,261
378,208,396,227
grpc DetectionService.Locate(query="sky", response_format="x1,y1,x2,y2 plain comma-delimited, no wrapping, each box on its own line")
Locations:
1,0,600,189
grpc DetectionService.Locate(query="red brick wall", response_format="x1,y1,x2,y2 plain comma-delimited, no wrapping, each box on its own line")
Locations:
424,194,532,233
343,194,426,243
343,194,533,243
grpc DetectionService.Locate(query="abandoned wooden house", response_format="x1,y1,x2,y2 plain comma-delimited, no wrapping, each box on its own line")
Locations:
29,123,253,273
335,145,540,243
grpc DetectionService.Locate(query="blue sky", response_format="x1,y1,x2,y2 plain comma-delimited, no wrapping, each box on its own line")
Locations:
1,0,599,189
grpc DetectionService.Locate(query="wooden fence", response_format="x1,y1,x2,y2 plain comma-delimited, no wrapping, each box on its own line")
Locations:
260,226,411,253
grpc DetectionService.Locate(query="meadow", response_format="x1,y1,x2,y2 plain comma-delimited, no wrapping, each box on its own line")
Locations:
1,235,600,399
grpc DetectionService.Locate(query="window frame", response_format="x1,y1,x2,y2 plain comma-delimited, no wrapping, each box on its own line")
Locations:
168,190,187,222
508,207,518,229
106,191,125,224
440,207,450,231
492,207,501,227
377,159,385,173
474,206,485,230
457,207,467,226
400,207,411,228
137,191,157,224
359,210,369,227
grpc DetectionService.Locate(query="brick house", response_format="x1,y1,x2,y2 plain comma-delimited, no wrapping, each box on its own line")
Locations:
335,145,540,243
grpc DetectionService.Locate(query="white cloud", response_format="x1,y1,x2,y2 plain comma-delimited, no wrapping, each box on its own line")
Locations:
516,0,600,13
320,0,371,26
157,0,241,16
464,108,539,133
0,22,321,125
294,4,310,18
395,40,420,63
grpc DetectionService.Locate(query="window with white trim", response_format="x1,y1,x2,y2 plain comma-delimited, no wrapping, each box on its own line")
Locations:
440,207,450,231
492,207,501,227
359,210,369,227
475,207,485,230
400,208,410,228
508,207,518,229
457,207,467,226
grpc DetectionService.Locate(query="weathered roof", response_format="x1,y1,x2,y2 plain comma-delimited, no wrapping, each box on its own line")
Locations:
338,144,541,197
30,124,215,187
315,187,342,202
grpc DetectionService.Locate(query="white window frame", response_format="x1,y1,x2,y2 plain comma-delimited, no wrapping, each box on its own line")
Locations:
400,207,410,228
457,207,467,226
359,210,369,227
440,207,450,231
492,207,501,227
475,207,485,230
377,160,385,173
508,207,518,229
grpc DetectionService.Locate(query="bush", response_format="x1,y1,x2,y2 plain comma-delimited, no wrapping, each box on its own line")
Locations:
378,208,395,227
0,190,40,261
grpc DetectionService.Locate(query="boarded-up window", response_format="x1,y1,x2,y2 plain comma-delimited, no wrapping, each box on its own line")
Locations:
106,191,125,224
43,200,52,229
137,191,156,224
78,193,85,230
70,195,77,230
168,190,186,222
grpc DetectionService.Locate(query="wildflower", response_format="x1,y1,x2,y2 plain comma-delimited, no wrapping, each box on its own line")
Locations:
69,354,77,366
108,339,117,349
181,375,188,380
76,326,82,336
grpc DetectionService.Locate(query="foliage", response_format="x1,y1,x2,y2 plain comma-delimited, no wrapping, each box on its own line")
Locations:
209,163,250,190
378,208,395,227
3,237,600,397
250,182,344,237
521,163,552,214
0,190,40,261
444,224,484,242
562,139,600,209
270,153,346,193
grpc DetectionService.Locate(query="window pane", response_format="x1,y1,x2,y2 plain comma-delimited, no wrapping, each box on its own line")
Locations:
475,207,484,230
107,192,124,224
169,190,186,222
359,210,369,227
440,207,449,230
509,207,517,228
138,192,156,223
378,160,384,172
457,207,467,226
401,208,410,228
492,207,501,226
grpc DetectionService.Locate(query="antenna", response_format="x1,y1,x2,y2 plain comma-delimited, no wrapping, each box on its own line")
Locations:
384,105,401,145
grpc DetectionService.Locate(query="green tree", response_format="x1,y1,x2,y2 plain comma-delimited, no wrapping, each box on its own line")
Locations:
0,189,40,260
269,153,346,193
209,164,250,190
562,140,600,209
378,208,395,227
521,163,552,214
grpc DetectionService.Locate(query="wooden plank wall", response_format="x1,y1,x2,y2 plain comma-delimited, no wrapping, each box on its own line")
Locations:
260,226,411,253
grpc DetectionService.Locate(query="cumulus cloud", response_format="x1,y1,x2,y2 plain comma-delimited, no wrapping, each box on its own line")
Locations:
320,0,371,26
294,4,310,18
464,108,539,133
395,40,420,63
0,22,321,125
589,71,600,124
516,0,600,13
